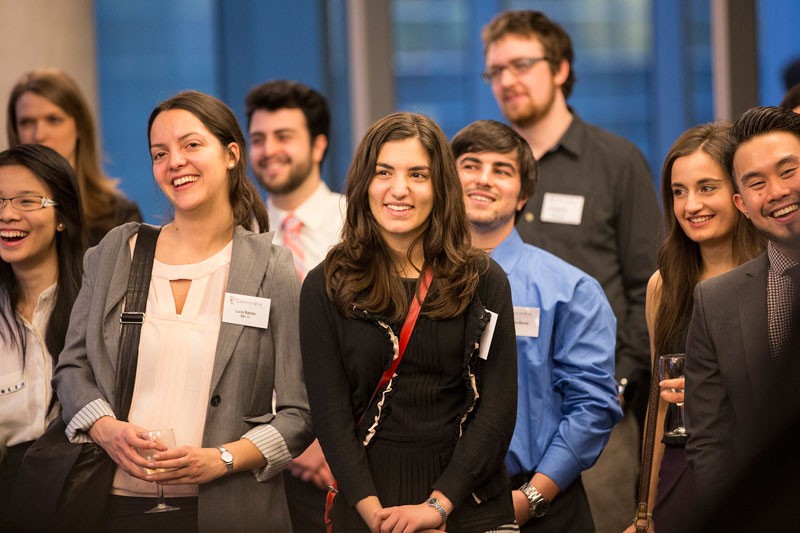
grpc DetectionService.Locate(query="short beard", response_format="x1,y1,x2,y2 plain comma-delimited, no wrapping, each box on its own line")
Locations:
257,157,313,196
503,87,557,129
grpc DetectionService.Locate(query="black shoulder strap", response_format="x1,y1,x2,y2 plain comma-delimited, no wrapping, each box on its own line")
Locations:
115,223,161,420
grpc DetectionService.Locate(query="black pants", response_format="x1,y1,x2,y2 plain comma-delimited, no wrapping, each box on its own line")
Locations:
283,470,327,532
509,474,594,533
103,495,199,532
0,441,33,520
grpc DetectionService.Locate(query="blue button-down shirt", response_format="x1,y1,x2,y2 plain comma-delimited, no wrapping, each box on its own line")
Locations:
493,230,622,490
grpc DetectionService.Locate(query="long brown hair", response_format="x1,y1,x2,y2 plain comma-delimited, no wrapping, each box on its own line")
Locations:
325,112,486,323
147,90,269,233
654,122,764,354
6,69,124,235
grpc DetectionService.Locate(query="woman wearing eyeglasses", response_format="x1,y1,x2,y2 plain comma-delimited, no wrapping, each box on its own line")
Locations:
0,144,86,505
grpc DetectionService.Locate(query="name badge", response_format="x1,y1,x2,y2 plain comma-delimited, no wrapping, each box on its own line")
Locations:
222,292,271,329
540,192,585,225
478,310,498,360
514,306,540,337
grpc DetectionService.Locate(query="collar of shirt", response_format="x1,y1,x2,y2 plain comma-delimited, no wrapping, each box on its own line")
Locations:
767,241,799,276
541,109,584,159
489,229,526,273
268,181,340,231
18,282,57,331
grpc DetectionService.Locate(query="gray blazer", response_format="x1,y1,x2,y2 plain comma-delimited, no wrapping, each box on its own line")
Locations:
684,253,769,496
53,222,313,531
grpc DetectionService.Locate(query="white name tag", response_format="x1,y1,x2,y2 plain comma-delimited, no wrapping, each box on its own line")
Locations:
222,292,271,329
514,306,540,337
478,310,498,360
540,192,585,225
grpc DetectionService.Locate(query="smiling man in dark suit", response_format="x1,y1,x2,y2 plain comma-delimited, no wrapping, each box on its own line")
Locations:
685,106,800,504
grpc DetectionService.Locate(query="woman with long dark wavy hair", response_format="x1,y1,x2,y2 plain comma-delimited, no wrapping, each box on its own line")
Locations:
0,144,85,505
7,68,141,244
625,122,764,533
300,112,518,532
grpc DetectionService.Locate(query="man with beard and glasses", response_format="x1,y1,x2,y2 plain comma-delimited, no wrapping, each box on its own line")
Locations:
245,80,345,532
481,10,661,532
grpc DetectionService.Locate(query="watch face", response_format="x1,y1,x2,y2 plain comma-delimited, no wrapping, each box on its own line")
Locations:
221,450,233,463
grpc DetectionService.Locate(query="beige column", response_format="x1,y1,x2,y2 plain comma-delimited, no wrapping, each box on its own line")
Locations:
0,0,98,150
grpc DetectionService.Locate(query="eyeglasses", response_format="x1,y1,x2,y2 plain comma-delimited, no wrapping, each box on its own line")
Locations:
0,195,59,211
481,56,549,84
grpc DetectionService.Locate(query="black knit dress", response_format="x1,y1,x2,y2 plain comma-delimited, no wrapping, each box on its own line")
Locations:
326,280,515,532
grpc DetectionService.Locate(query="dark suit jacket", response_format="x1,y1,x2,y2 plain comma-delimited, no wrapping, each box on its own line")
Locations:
53,223,313,531
684,253,772,497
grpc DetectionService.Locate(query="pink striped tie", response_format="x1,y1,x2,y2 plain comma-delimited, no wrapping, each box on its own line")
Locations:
282,213,306,280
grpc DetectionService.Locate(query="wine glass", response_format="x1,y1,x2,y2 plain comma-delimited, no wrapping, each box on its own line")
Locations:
137,428,180,513
659,354,687,437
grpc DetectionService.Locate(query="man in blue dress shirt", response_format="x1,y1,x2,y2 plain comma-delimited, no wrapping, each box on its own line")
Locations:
453,120,622,531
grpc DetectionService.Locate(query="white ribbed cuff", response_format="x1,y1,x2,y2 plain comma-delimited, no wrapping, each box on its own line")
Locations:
243,425,291,482
66,398,116,443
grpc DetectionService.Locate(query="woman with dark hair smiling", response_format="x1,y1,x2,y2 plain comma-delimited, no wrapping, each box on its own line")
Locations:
53,90,312,531
625,122,763,533
0,144,86,505
300,112,518,532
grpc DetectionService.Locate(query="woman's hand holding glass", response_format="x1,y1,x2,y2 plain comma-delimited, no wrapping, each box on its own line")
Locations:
140,445,228,485
89,417,230,484
88,416,158,479
659,377,685,404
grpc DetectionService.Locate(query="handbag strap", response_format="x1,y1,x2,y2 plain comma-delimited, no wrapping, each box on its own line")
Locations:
633,353,662,532
114,224,161,420
357,266,433,428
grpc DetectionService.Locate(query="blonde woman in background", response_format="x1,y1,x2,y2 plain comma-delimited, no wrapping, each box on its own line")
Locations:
7,68,141,245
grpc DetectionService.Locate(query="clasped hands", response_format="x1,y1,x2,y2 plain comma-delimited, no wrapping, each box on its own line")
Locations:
367,503,446,533
358,491,450,533
89,417,227,485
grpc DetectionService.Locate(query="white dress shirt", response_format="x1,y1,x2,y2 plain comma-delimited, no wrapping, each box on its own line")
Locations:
113,240,232,497
0,284,57,448
267,181,346,276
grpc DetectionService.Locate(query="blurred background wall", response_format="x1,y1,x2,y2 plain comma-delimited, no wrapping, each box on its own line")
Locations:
2,0,799,223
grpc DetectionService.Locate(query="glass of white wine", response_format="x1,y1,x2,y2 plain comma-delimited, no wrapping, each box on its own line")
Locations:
659,354,688,437
137,428,180,513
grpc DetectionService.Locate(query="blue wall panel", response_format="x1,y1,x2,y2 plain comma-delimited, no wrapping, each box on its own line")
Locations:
757,0,800,106
95,0,346,222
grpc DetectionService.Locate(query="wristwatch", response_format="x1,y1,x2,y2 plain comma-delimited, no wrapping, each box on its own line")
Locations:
217,445,234,474
426,497,448,525
519,482,550,518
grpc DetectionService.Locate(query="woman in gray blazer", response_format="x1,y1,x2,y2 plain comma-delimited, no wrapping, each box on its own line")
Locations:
52,91,313,531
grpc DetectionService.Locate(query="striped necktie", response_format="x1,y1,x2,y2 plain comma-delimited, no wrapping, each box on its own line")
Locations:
282,213,306,280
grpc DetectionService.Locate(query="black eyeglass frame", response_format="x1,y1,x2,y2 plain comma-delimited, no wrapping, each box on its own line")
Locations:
481,56,550,84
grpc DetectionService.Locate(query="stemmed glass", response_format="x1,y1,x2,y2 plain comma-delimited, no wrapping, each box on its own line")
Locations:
659,354,687,437
137,428,180,513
